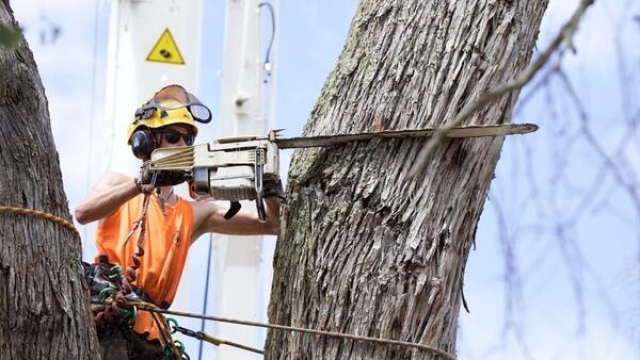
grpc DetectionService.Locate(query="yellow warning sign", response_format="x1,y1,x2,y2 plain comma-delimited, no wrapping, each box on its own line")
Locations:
146,28,185,65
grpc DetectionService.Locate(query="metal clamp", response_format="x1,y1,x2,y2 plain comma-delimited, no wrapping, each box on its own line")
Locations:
254,146,267,223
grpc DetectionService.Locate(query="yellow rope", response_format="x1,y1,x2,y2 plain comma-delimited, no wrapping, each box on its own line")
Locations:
0,205,80,238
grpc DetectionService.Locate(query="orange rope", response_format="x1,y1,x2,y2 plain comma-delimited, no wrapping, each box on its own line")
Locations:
123,192,151,291
149,309,182,358
0,205,80,238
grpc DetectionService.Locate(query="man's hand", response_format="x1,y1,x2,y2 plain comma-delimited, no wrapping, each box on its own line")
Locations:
263,179,285,200
136,161,189,192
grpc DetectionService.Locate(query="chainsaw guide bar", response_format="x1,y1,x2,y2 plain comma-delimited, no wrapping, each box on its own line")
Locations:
271,123,538,149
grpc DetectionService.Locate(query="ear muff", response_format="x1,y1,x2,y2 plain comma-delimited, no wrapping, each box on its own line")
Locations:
130,129,156,160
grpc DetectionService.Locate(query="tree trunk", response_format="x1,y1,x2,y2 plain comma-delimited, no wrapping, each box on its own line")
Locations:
266,1,547,359
0,2,99,359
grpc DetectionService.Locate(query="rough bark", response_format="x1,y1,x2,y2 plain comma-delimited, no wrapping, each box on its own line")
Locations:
267,1,547,359
0,2,100,359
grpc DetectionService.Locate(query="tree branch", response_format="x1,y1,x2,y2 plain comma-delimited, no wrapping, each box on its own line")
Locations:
408,0,596,179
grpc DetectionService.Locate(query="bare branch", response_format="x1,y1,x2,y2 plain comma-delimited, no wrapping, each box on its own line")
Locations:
408,0,596,178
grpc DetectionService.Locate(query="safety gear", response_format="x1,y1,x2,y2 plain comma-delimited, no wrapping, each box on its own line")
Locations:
160,128,196,146
127,85,211,158
130,128,157,160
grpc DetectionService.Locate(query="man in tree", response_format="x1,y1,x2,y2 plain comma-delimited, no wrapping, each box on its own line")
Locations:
75,84,282,360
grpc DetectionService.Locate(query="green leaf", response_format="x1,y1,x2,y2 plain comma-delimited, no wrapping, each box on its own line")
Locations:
0,24,22,49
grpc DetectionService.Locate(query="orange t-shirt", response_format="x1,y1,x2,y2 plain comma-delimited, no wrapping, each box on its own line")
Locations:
94,192,194,342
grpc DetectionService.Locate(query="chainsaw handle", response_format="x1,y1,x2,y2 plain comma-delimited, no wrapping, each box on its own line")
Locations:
255,195,267,223
223,201,242,220
255,146,267,223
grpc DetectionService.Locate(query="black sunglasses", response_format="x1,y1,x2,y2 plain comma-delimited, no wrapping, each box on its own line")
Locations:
157,129,195,145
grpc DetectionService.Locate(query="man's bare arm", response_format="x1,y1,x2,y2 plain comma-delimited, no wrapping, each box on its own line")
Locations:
75,172,140,224
191,197,281,242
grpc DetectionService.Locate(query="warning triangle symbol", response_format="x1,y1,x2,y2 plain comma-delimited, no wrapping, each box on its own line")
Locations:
146,28,185,65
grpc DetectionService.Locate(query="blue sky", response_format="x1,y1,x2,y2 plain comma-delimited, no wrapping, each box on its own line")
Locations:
10,1,639,359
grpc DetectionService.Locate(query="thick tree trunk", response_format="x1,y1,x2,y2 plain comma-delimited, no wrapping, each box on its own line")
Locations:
267,1,547,359
0,2,99,359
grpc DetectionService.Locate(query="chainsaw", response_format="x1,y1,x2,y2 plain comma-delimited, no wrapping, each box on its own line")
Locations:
149,123,538,222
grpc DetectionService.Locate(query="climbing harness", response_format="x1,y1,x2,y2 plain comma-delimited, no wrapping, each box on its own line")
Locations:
167,318,263,355
90,265,188,360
